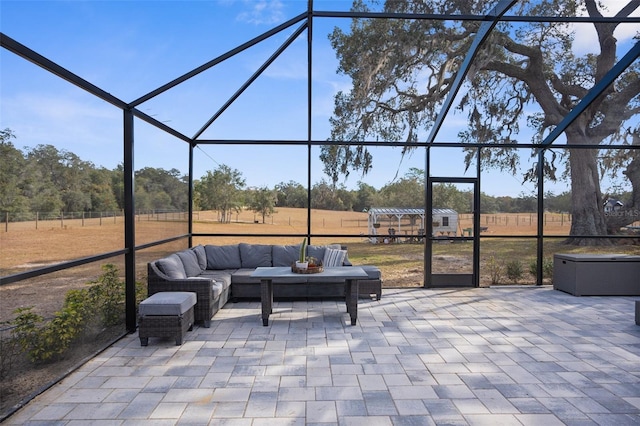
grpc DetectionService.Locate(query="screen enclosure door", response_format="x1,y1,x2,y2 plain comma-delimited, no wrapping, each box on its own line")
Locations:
425,177,480,288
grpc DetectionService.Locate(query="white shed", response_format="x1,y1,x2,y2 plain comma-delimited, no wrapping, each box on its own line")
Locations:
431,208,459,235
367,207,459,243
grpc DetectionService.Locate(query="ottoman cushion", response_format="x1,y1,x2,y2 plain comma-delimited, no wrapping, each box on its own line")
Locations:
139,291,197,316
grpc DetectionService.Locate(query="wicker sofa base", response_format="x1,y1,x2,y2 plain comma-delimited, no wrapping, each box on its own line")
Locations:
358,279,382,300
139,307,194,346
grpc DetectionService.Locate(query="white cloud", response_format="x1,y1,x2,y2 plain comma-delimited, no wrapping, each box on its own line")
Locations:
570,1,639,55
236,0,285,25
1,92,123,167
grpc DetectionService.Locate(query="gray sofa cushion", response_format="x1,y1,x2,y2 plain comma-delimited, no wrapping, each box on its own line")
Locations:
361,265,381,280
342,248,353,266
229,268,262,284
176,249,202,277
205,244,242,270
191,245,207,270
156,254,187,279
239,243,272,268
199,270,233,290
306,245,326,262
272,244,300,267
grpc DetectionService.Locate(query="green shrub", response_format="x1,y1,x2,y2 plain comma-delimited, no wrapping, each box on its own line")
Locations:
135,278,146,307
10,264,141,363
88,264,126,327
0,322,22,379
13,289,92,363
486,256,504,285
11,307,44,363
528,257,554,279
506,259,524,284
542,257,553,278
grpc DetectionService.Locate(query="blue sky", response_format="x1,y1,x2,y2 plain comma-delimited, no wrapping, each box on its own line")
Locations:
1,1,637,197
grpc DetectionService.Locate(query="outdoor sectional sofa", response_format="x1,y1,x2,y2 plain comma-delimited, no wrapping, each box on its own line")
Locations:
147,243,382,327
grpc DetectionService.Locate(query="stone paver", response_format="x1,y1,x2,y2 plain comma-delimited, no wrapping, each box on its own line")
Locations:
4,287,640,425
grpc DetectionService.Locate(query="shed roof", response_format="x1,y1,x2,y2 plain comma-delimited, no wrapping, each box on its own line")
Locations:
368,208,457,216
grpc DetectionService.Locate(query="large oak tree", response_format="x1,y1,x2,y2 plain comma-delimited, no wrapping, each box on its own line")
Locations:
324,0,640,245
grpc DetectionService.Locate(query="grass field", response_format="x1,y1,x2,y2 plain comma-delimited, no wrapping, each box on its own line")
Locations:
2,206,633,270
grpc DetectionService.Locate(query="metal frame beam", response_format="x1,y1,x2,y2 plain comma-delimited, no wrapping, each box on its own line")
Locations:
123,109,136,332
129,13,307,108
193,22,308,140
312,11,640,23
1,33,128,110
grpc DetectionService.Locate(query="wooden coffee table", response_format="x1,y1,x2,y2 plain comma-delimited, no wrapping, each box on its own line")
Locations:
251,266,369,326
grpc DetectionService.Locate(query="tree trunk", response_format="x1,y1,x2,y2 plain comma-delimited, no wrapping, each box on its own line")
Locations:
566,145,611,246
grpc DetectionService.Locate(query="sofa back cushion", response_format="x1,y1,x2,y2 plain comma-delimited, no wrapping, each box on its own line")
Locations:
156,254,187,279
191,245,207,270
306,245,326,262
176,249,202,277
239,243,272,268
272,244,300,267
205,244,242,270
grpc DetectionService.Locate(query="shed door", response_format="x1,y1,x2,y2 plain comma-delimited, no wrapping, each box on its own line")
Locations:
425,178,479,288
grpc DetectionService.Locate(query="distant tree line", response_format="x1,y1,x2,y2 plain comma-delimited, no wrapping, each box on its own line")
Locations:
1,129,189,220
3,129,628,223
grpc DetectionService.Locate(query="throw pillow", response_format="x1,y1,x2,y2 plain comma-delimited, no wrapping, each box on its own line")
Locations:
176,249,202,277
323,248,347,267
156,254,187,279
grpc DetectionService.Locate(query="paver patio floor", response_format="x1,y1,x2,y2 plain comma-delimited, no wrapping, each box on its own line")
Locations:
6,287,640,425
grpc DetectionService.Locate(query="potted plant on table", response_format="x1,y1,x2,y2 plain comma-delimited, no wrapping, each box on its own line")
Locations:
295,238,308,270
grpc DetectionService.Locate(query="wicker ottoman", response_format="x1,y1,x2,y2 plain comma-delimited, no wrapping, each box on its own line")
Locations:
139,292,196,346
